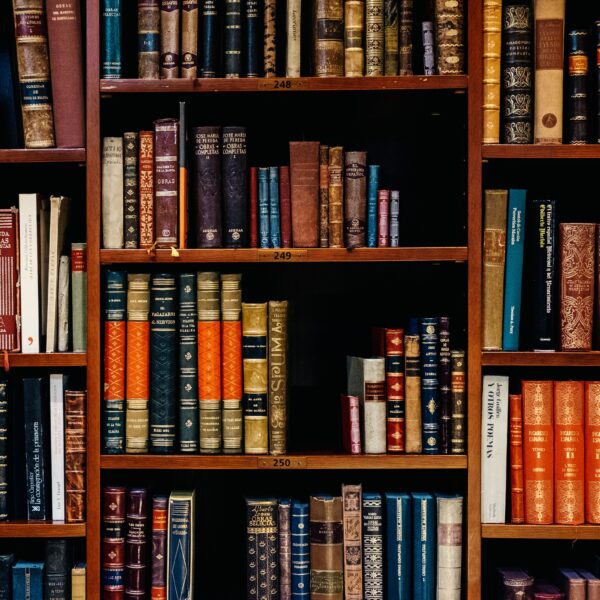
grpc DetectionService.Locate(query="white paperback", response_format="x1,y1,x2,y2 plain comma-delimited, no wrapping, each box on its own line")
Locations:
49,373,65,521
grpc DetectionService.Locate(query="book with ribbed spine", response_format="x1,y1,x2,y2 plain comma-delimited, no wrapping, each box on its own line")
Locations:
344,151,367,249
367,165,379,248
436,494,463,600
259,168,270,248
181,0,198,77
377,190,389,247
64,390,86,523
292,500,309,598
385,0,399,75
249,167,258,247
245,0,259,76
290,141,320,248
586,382,600,523
0,383,6,521
13,563,43,599
482,0,502,143
420,317,440,454
103,486,126,597
222,126,247,247
159,0,179,77
362,492,383,599
126,274,150,454
71,243,87,352
124,132,139,249
412,492,435,600
435,0,464,74
450,350,465,454
269,301,288,455
139,131,155,248
151,495,168,598
45,539,70,599
345,0,365,76
366,0,384,76
279,499,292,600
0,3,22,150
385,493,411,600
264,0,276,76
385,328,405,453
342,484,362,600
224,0,242,77
438,317,451,454
319,146,330,248
567,30,589,144
167,491,195,600
126,488,148,599
314,0,344,77
286,0,301,77
150,273,177,454
398,0,412,75
138,0,160,78
389,191,399,247
104,270,126,454
405,327,422,454
102,137,123,249
510,393,525,523
71,563,85,600
280,166,292,248
247,499,278,597
154,119,178,247
201,0,218,76
49,374,65,521
102,0,122,78
328,147,344,248
198,272,221,453
269,167,282,248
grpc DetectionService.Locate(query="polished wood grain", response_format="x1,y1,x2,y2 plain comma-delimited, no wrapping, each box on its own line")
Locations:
482,144,600,159
3,353,87,368
0,521,86,538
0,148,85,163
482,351,600,366
482,524,600,540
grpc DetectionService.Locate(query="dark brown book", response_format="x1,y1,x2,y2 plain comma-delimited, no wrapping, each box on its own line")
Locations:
154,118,179,248
138,0,160,78
264,0,276,76
398,0,412,75
435,0,464,74
314,0,344,76
124,132,139,249
280,166,292,248
45,0,84,148
103,486,126,599
328,147,344,248
289,142,320,248
319,145,329,248
125,488,148,599
160,0,180,78
65,390,86,523
344,151,367,249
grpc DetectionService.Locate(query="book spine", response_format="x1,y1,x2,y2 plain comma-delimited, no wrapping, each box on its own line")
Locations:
245,0,260,76
15,564,44,598
398,0,412,75
482,0,502,143
71,564,86,600
377,190,389,247
269,167,282,248
103,486,126,597
597,23,600,143
64,390,86,523
319,146,330,248
154,119,178,247
367,165,379,248
54,261,69,349
385,493,411,600
342,484,362,600
149,274,177,453
45,0,84,148
344,151,367,249
279,500,292,600
126,489,148,599
286,0,301,77
438,317,451,454
151,496,168,599
435,0,464,74
502,3,533,144
201,0,218,77
362,492,383,599
362,358,386,454
138,0,160,78
160,0,180,78
290,141,320,248
280,166,292,247
198,272,222,453
384,0,399,76
366,0,384,76
404,333,422,453
436,495,463,600
223,126,248,247
166,492,195,600
269,301,288,455
44,539,69,599
259,168,270,248
328,146,344,248
534,0,565,143
449,350,466,454
249,167,258,248
509,394,525,523
411,493,435,600
567,30,589,144
104,270,126,454
264,0,277,77
49,374,65,521
102,0,122,79
341,394,361,454
124,132,139,249
139,131,155,248
385,328,405,453
389,190,399,246
523,380,554,524
345,0,365,76
178,102,187,247
102,137,124,249
291,501,309,598
0,555,14,595
420,317,439,454
314,0,344,77
0,384,7,521
422,21,435,75
71,243,87,352
181,0,198,77
586,382,600,523
246,499,279,597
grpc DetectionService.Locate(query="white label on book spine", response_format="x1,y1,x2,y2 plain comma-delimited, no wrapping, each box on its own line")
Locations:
49,373,65,521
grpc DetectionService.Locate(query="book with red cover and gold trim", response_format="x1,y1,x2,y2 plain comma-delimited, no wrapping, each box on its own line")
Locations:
509,393,525,524
585,382,600,523
385,328,405,453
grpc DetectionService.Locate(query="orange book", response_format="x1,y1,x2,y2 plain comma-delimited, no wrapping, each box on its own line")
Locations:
554,381,584,525
522,380,554,524
222,321,242,401
198,321,222,400
509,394,525,524
586,382,600,523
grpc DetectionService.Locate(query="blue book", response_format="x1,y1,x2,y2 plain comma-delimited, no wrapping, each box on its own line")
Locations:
0,4,21,149
502,189,526,351
291,500,309,599
0,555,14,600
411,493,435,600
102,0,122,79
12,562,43,600
390,190,400,247
167,491,195,600
420,318,440,454
407,317,419,336
269,167,282,248
201,0,219,77
362,492,383,598
258,168,270,249
367,165,380,247
385,493,412,600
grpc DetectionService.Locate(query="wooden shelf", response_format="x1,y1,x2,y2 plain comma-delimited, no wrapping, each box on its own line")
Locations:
482,524,600,540
100,453,467,470
100,75,468,94
100,247,468,264
482,351,600,367
0,521,86,538
3,353,87,369
482,144,600,159
0,148,85,163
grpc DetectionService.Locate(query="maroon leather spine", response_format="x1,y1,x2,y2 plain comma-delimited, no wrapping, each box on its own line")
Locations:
279,165,292,248
103,486,126,599
151,495,168,599
65,390,86,523
125,488,148,600
341,394,361,453
153,118,179,248
249,166,258,248
0,209,19,351
371,326,386,356
45,0,84,147
344,151,367,249
377,190,389,247
289,142,320,247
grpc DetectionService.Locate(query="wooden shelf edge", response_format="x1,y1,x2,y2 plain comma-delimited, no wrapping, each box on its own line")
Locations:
0,521,86,538
0,148,86,163
482,524,600,540
4,353,87,368
482,144,600,159
482,351,600,367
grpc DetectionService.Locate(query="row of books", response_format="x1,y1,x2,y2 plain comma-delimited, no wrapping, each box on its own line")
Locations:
102,120,406,251
102,0,464,80
246,487,463,599
483,191,600,352
0,1,84,149
482,377,600,526
0,542,85,600
103,270,289,455
1,377,86,523
102,487,194,600
484,0,598,145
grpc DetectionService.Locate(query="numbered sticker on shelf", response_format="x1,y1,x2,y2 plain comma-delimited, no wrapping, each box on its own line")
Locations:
257,457,307,469
258,249,308,262
258,78,305,90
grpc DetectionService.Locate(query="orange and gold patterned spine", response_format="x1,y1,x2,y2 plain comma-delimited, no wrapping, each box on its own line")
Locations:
586,382,600,523
509,394,525,524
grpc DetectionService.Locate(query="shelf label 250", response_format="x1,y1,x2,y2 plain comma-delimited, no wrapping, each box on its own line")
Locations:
258,249,308,262
257,457,307,469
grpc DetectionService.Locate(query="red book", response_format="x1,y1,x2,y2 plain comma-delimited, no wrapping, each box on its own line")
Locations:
377,190,389,247
341,394,361,454
0,209,19,351
279,165,292,248
103,486,126,599
371,326,385,356
289,142,319,248
249,167,258,248
45,0,84,147
586,382,600,523
153,118,178,248
509,394,525,524
385,328,405,453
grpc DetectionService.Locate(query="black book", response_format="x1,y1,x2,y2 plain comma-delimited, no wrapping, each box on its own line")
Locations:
245,0,260,76
0,381,7,521
567,30,589,144
0,2,22,149
201,0,219,77
224,0,242,77
8,381,25,520
0,554,14,600
123,132,139,248
44,540,70,599
222,126,248,248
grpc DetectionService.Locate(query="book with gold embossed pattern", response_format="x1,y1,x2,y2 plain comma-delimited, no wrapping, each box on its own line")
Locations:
268,300,288,456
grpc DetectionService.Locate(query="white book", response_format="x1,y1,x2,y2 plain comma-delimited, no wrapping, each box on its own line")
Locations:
57,255,70,352
102,136,124,249
286,0,301,77
49,373,65,521
481,374,509,523
437,494,463,600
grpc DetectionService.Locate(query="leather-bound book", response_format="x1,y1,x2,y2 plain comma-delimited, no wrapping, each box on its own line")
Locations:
385,328,405,453
246,499,279,598
534,582,564,600
160,0,180,78
384,0,399,75
328,146,344,248
13,563,43,598
245,0,260,77
399,0,412,75
438,317,451,454
126,488,148,599
151,495,168,599
436,495,462,600
498,568,534,598
344,151,367,249
197,272,221,453
559,569,586,600
103,486,126,598
167,491,195,599
522,380,554,524
264,0,277,77
201,0,218,77
139,131,155,248
310,495,343,600
178,273,199,453
138,0,160,78
554,380,584,525
319,146,330,248
290,141,320,248
597,23,600,143
64,390,86,522
559,223,594,351
243,302,268,453
412,492,435,599
181,0,198,78
362,492,383,599
585,382,600,523
102,137,124,249
367,165,379,248
509,393,525,523
345,0,364,76
193,126,222,248
422,21,435,75
225,0,242,77
502,3,533,144
269,167,281,247
377,189,389,247
258,168,270,248
269,301,288,455
46,0,84,148
102,0,122,78
104,270,126,454
71,564,86,600
221,274,243,454
279,166,292,247
342,484,362,600
0,210,19,352
389,190,399,246
314,0,344,77
123,132,139,249
341,394,361,453
286,0,301,77
249,167,258,248
366,0,384,76
279,499,292,600
482,189,508,351
450,349,465,454
44,539,70,599
12,0,55,148
420,317,440,454
291,501,309,597
0,383,6,521
534,0,565,144
567,30,589,144
0,555,14,596
482,0,502,144
149,273,177,454
435,0,464,74
222,126,247,247
154,119,178,248
405,327,422,453
578,570,600,600
385,493,411,599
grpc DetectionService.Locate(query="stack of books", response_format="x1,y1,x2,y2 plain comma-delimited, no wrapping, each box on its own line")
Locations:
498,566,600,598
